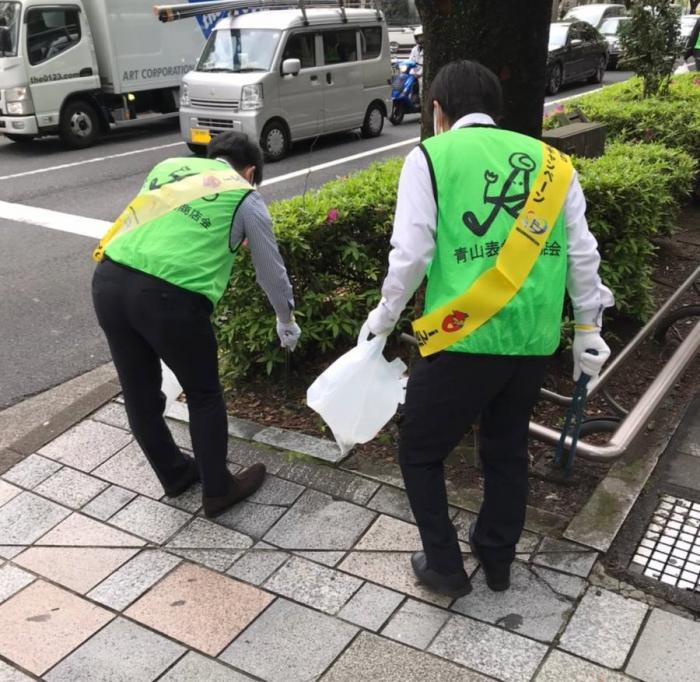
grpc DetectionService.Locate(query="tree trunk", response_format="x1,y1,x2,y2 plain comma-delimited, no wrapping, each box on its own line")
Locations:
415,0,554,141
690,0,699,14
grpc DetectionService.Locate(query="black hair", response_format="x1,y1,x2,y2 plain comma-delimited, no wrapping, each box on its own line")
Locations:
207,131,264,185
428,60,503,125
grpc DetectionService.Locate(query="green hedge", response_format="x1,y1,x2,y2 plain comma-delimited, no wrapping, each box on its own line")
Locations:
544,74,700,164
215,141,695,384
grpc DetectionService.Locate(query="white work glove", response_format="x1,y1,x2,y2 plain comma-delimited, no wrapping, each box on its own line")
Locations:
365,303,396,338
572,329,611,381
276,317,301,352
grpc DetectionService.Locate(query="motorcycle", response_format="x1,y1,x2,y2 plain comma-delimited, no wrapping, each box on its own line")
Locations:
389,59,421,125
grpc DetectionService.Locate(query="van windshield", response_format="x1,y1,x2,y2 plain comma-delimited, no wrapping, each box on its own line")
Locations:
197,28,281,73
0,2,21,57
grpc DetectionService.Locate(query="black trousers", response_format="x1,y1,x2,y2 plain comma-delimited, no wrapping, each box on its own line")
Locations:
92,259,230,496
399,351,548,574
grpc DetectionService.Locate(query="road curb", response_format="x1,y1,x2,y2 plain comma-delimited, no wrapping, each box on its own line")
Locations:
0,363,120,475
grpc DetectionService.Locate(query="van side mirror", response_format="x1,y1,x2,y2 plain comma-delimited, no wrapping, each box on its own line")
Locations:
282,58,301,77
0,27,12,55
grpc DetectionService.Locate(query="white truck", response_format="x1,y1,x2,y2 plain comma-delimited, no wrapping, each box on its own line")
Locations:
0,0,214,147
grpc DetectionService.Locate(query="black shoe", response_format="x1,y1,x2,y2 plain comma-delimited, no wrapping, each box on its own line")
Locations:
202,463,266,519
410,552,472,598
468,523,511,592
163,459,200,497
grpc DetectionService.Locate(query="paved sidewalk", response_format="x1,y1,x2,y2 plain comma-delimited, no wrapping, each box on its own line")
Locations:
1,400,699,681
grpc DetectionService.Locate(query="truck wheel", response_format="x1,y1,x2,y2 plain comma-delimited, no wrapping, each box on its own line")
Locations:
4,134,36,144
187,143,206,155
59,99,100,149
260,120,289,162
361,102,384,138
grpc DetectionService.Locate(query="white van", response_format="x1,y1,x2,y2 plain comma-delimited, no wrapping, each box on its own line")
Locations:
178,6,392,160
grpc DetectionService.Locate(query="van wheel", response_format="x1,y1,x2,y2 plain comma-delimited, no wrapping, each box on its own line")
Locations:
59,99,100,149
187,143,206,155
260,120,289,161
361,102,384,138
4,134,36,144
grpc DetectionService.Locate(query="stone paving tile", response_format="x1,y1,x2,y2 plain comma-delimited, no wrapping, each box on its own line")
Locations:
92,442,164,498
0,660,34,681
293,550,345,567
227,546,290,585
0,480,20,508
81,485,136,521
36,513,145,547
219,598,358,682
429,613,548,682
264,489,376,550
227,440,287,475
227,416,265,441
91,402,131,431
0,492,70,546
453,510,541,556
323,631,489,682
126,563,273,656
2,454,62,489
165,419,193,451
168,549,242,573
162,482,203,514
0,547,23,560
14,547,137,594
532,538,598,578
264,556,361,615
381,598,450,650
0,581,112,676
274,460,380,505
39,421,133,472
0,564,34,603
160,651,255,681
45,617,184,682
367,485,417,523
536,650,634,681
337,582,403,631
110,496,191,544
247,474,304,506
340,551,477,608
452,562,584,642
626,608,700,682
559,587,647,669
216,500,287,539
254,426,342,463
88,549,182,611
166,518,253,550
355,514,424,551
34,467,108,509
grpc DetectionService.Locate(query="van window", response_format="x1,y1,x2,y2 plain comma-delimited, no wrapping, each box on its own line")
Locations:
360,26,382,59
27,7,81,66
282,32,316,69
322,29,357,64
198,28,281,73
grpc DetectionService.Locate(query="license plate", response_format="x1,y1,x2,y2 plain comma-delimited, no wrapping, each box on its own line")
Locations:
191,128,211,144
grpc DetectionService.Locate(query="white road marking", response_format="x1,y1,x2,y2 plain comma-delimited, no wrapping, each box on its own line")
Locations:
0,141,186,181
0,200,108,238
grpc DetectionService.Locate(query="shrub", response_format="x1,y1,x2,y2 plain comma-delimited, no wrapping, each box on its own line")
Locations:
215,144,695,385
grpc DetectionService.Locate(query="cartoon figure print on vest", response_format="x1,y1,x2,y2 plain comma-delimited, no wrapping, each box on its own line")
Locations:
463,152,537,237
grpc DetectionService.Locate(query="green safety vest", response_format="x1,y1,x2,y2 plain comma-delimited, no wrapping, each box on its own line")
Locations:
695,31,700,50
105,157,251,305
421,126,568,356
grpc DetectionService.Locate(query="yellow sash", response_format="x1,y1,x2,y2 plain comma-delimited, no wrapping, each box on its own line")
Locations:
412,144,574,357
92,169,252,262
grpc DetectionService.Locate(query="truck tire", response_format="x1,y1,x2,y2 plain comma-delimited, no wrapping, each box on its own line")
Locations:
187,143,207,156
4,134,36,144
360,102,384,138
260,120,289,162
59,99,100,149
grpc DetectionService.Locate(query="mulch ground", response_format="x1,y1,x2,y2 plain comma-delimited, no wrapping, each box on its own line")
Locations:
225,205,700,522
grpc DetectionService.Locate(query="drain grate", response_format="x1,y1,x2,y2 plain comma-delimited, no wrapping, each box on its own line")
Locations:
630,495,700,592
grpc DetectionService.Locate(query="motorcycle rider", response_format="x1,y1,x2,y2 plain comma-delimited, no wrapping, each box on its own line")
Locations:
408,25,424,105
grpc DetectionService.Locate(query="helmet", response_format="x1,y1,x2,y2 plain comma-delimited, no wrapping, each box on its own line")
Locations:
413,26,423,39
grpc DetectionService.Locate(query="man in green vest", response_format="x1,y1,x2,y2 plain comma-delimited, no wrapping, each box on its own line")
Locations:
363,61,613,597
685,17,700,71
92,131,299,519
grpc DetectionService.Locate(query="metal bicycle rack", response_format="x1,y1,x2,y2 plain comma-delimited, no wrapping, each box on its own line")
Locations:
531,265,700,463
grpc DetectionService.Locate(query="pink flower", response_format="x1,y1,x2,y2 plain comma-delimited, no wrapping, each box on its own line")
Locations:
326,208,339,224
694,78,700,87
555,104,565,113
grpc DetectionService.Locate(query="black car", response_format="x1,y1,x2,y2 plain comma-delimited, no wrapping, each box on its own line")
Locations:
547,21,609,95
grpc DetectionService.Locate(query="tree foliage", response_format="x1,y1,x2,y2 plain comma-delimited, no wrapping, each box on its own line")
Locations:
619,0,684,97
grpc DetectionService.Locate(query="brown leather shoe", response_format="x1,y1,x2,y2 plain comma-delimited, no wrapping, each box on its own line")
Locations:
202,463,266,519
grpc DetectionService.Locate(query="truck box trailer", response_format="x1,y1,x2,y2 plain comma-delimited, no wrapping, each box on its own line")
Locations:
0,0,215,147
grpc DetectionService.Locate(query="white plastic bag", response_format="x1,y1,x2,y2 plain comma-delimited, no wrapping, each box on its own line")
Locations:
307,325,407,455
160,360,183,413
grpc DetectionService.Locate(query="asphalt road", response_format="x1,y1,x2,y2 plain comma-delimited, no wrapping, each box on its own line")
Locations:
0,70,634,409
